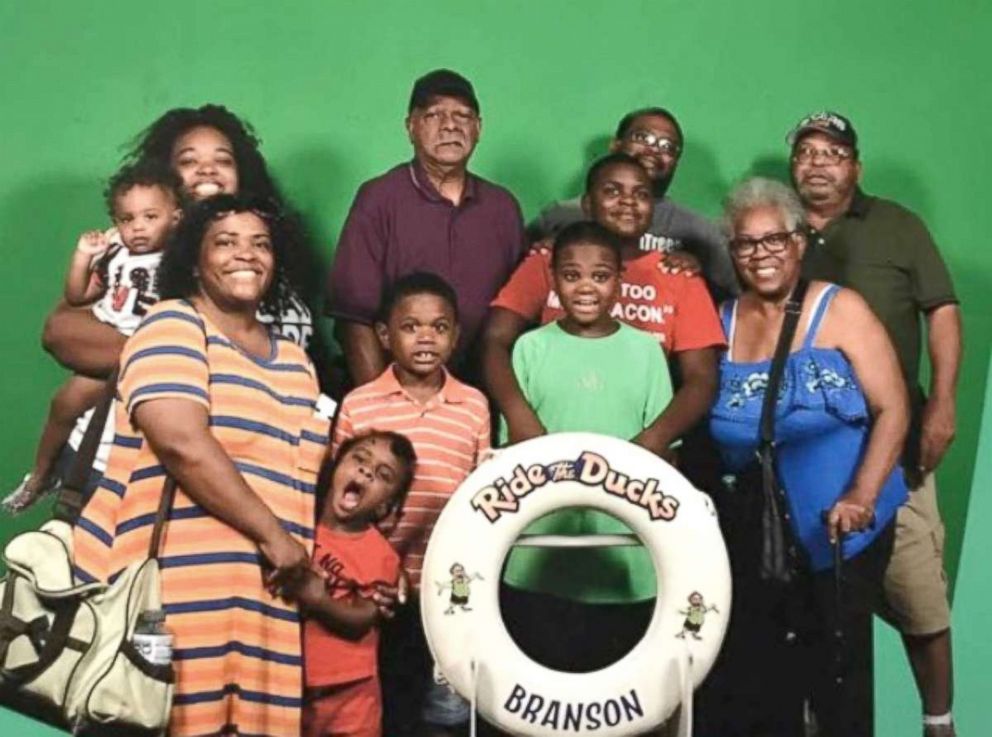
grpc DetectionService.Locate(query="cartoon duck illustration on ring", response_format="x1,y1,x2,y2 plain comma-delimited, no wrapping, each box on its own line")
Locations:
436,562,483,615
675,591,719,640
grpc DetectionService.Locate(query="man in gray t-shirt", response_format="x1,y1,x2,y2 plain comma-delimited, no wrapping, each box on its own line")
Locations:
528,107,737,297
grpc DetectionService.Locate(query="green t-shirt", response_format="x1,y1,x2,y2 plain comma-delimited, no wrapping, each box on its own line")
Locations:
501,321,674,603
802,189,958,469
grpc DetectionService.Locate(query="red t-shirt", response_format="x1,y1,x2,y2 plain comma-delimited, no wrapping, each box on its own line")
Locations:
491,250,726,352
303,524,400,687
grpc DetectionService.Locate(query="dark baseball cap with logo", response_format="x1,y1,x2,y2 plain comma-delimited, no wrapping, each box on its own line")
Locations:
786,111,858,154
409,69,479,114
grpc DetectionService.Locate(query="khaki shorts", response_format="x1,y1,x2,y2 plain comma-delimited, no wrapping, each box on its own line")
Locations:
878,473,951,635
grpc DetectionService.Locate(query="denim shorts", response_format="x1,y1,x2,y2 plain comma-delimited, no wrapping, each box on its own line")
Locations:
422,665,470,727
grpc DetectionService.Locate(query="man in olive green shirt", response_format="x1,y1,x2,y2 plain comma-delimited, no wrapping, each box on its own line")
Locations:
790,111,962,737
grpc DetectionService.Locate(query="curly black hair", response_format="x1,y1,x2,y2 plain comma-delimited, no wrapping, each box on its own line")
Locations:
584,152,648,195
551,220,624,268
125,104,322,308
376,271,459,324
157,194,299,320
103,158,185,219
125,104,280,201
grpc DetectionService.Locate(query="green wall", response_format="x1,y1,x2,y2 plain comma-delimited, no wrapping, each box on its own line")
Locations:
948,352,992,735
1,1,989,734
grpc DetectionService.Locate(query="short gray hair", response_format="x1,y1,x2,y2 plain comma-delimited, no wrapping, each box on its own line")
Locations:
722,177,806,237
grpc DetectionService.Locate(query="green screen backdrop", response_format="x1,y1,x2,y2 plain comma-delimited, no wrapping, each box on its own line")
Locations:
2,1,989,734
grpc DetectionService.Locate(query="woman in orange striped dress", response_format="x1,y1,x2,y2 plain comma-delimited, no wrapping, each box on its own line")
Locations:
73,194,328,737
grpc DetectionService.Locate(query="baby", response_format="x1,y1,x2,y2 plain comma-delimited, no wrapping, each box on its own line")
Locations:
4,159,182,512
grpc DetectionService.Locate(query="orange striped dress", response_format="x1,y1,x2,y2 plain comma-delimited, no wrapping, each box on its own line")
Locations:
73,300,328,737
331,365,490,589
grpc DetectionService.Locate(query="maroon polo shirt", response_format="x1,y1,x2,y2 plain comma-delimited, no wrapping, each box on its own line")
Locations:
326,160,526,371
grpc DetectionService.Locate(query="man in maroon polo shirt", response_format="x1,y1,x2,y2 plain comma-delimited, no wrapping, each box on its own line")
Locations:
327,69,526,386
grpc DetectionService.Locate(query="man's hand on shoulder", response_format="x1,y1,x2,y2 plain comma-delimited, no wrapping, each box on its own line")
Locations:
527,237,552,258
659,250,701,276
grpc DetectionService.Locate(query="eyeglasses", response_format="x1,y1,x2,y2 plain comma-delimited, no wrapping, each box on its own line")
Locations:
729,230,797,258
792,144,854,165
625,130,681,156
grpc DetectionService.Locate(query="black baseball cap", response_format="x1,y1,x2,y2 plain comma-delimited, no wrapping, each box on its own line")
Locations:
409,69,479,114
786,111,858,152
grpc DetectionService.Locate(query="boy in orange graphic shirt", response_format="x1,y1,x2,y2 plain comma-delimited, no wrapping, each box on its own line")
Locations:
296,431,416,737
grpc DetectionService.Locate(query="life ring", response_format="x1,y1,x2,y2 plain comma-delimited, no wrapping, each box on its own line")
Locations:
421,432,731,737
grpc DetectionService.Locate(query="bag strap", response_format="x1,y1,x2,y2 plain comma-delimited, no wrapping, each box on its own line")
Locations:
0,576,82,686
758,278,810,448
51,366,178,556
146,303,209,561
754,279,809,584
60,303,205,560
147,477,176,560
52,369,119,523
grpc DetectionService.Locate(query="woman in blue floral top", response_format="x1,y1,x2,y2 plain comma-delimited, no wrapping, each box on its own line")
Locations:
702,178,908,737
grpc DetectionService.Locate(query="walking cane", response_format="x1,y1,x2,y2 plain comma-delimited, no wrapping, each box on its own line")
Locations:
830,528,845,690
820,509,846,691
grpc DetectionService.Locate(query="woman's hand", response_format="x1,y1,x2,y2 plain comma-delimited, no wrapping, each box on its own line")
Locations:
826,491,876,544
259,532,310,595
287,570,328,610
817,287,909,542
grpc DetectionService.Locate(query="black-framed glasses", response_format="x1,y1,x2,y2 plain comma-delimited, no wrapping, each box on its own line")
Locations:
729,230,797,258
792,144,854,165
625,130,681,156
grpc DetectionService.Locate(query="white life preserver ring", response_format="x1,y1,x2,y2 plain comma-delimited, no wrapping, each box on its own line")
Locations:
421,432,731,737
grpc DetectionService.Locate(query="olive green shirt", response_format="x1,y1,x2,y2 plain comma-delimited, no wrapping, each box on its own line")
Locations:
802,189,958,468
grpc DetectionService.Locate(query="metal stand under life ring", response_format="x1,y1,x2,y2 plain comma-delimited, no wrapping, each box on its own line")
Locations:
422,433,731,737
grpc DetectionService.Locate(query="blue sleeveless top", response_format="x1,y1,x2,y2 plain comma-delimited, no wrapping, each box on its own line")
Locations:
709,284,907,570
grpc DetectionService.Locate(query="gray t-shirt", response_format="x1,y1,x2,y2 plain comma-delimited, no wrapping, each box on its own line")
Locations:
528,195,737,296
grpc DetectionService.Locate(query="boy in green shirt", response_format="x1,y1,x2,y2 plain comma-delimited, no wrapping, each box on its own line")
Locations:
500,220,674,672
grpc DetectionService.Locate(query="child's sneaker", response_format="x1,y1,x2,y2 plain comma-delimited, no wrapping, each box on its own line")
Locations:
2,474,57,515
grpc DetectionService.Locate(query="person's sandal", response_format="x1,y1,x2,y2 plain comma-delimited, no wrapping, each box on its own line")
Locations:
924,722,957,737
2,474,56,515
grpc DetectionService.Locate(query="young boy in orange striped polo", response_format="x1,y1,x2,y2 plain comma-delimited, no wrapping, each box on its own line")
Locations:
331,271,491,737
